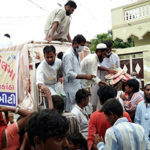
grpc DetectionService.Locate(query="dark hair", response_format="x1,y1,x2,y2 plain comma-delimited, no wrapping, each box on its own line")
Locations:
43,45,56,54
97,86,117,105
26,109,69,147
52,95,64,114
75,89,90,104
125,79,139,93
67,133,88,150
102,98,123,117
4,33,11,38
103,40,113,49
57,51,63,60
72,34,86,45
65,0,77,9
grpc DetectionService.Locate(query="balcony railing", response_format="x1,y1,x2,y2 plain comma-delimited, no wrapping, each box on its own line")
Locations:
124,4,150,21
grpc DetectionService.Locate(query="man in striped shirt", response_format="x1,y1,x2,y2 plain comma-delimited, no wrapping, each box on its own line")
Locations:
123,79,144,121
95,98,150,150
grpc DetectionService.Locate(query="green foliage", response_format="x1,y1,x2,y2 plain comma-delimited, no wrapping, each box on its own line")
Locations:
90,30,134,52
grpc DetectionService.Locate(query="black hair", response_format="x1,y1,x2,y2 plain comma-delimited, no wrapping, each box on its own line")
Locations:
72,34,86,45
122,82,126,92
57,51,63,60
26,109,69,147
43,45,56,54
103,40,113,49
52,95,64,114
125,79,139,93
97,86,117,105
67,133,88,150
75,89,90,104
102,98,123,117
65,0,77,9
4,33,11,38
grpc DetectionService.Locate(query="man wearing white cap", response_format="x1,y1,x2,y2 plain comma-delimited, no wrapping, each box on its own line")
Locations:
98,40,120,81
91,41,119,111
135,82,150,141
81,43,107,89
81,43,107,110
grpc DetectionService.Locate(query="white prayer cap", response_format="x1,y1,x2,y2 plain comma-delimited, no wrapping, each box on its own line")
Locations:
144,82,150,88
96,43,108,50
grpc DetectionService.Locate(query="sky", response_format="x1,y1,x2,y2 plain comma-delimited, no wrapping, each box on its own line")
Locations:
0,0,137,45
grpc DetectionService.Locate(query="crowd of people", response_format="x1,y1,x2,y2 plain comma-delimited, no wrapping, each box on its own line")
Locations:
0,0,150,150
1,33,150,149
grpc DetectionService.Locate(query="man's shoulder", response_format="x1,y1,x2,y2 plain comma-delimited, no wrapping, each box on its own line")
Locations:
55,57,61,64
71,106,80,115
131,122,145,132
63,48,73,58
51,7,65,14
90,111,106,121
91,110,103,117
137,100,145,107
36,60,45,70
111,52,119,58
132,92,144,100
81,53,95,62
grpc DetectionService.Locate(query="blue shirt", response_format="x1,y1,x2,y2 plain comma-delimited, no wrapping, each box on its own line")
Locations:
97,117,150,150
135,101,150,141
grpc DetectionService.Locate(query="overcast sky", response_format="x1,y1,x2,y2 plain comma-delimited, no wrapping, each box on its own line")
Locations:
0,0,137,45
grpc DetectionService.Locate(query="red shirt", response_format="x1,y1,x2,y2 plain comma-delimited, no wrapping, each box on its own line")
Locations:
87,110,132,150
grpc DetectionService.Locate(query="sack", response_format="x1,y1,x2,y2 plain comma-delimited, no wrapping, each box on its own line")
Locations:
18,93,34,111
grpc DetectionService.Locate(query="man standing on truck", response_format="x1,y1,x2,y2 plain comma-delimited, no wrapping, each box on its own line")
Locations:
91,40,120,111
44,1,77,43
62,34,94,112
36,45,65,98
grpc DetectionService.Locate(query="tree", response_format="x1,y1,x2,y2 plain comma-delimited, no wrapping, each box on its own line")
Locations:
90,30,134,52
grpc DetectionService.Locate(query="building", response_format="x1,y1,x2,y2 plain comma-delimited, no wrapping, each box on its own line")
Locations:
111,0,150,87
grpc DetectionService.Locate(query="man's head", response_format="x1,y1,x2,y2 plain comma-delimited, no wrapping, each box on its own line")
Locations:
4,33,11,38
97,86,117,105
65,1,77,16
144,82,150,103
95,43,107,62
43,45,56,65
67,133,87,150
26,109,69,150
75,89,90,107
72,34,86,53
52,95,64,114
103,40,113,57
125,79,139,95
102,98,123,125
57,51,63,60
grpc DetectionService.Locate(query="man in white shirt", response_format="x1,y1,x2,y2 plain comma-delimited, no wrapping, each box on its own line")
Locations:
98,40,120,81
36,45,65,98
81,43,107,111
71,89,91,139
62,34,94,112
81,43,107,89
91,40,120,111
44,1,77,43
